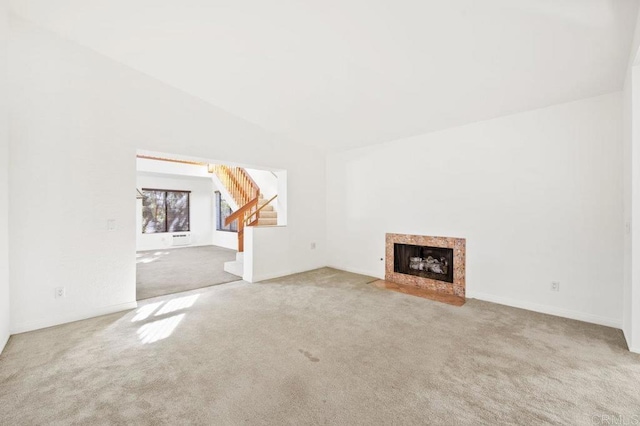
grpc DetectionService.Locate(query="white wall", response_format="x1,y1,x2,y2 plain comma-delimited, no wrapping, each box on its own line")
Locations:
622,8,640,353
623,68,633,349
8,17,326,333
327,93,623,328
136,173,214,251
623,65,639,352
244,226,315,282
246,168,278,201
212,229,237,251
276,171,288,226
626,65,640,352
0,0,10,353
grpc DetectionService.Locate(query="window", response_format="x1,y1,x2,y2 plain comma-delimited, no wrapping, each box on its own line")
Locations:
215,191,237,232
142,189,190,234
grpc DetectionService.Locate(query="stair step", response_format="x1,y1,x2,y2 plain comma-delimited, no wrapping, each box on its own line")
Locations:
258,204,274,212
223,259,243,277
257,218,278,226
260,211,277,219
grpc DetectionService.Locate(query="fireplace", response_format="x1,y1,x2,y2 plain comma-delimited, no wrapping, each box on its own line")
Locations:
394,243,454,283
385,233,466,302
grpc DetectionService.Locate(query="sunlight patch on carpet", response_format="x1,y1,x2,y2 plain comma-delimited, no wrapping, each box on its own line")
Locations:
137,314,185,344
132,302,164,322
155,294,200,316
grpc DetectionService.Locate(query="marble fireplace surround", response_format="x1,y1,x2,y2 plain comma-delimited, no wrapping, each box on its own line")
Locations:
385,233,466,300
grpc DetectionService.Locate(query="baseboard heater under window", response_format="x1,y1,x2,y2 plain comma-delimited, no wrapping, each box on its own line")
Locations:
172,233,191,246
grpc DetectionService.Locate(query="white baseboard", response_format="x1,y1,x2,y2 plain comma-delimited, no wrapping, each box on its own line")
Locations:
248,271,291,283
326,264,382,280
329,266,622,328
304,266,624,330
136,242,211,252
11,301,138,335
467,290,622,329
250,265,352,283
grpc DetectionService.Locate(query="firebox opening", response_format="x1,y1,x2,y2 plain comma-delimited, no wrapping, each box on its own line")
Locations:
393,243,454,283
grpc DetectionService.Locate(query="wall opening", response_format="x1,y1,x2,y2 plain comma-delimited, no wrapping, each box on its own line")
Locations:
134,149,288,300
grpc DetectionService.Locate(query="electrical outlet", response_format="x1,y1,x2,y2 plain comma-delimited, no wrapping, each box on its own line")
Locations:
55,287,66,298
310,242,316,250
107,219,116,231
551,281,560,292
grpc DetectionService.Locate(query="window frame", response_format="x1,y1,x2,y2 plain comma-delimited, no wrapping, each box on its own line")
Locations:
215,191,237,233
141,188,191,234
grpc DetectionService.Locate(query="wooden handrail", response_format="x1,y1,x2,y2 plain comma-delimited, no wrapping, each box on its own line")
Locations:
245,194,278,225
210,164,263,253
137,154,207,167
225,196,259,227
223,196,259,253
224,194,278,252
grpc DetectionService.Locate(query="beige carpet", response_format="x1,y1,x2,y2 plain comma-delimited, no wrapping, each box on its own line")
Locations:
136,245,240,300
1,268,639,424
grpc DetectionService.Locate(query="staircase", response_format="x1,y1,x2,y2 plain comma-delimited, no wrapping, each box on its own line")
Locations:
209,165,278,231
256,194,277,226
209,164,258,208
208,164,278,277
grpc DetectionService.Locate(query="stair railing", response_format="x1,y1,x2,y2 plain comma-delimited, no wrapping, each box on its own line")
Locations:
208,164,284,252
244,194,278,226
224,196,260,252
209,164,260,208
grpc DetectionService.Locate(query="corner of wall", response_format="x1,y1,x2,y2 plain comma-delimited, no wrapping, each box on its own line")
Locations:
0,329,8,355
0,0,10,355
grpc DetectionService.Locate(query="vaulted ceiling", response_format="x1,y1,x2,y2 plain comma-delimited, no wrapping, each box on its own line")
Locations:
10,0,640,150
